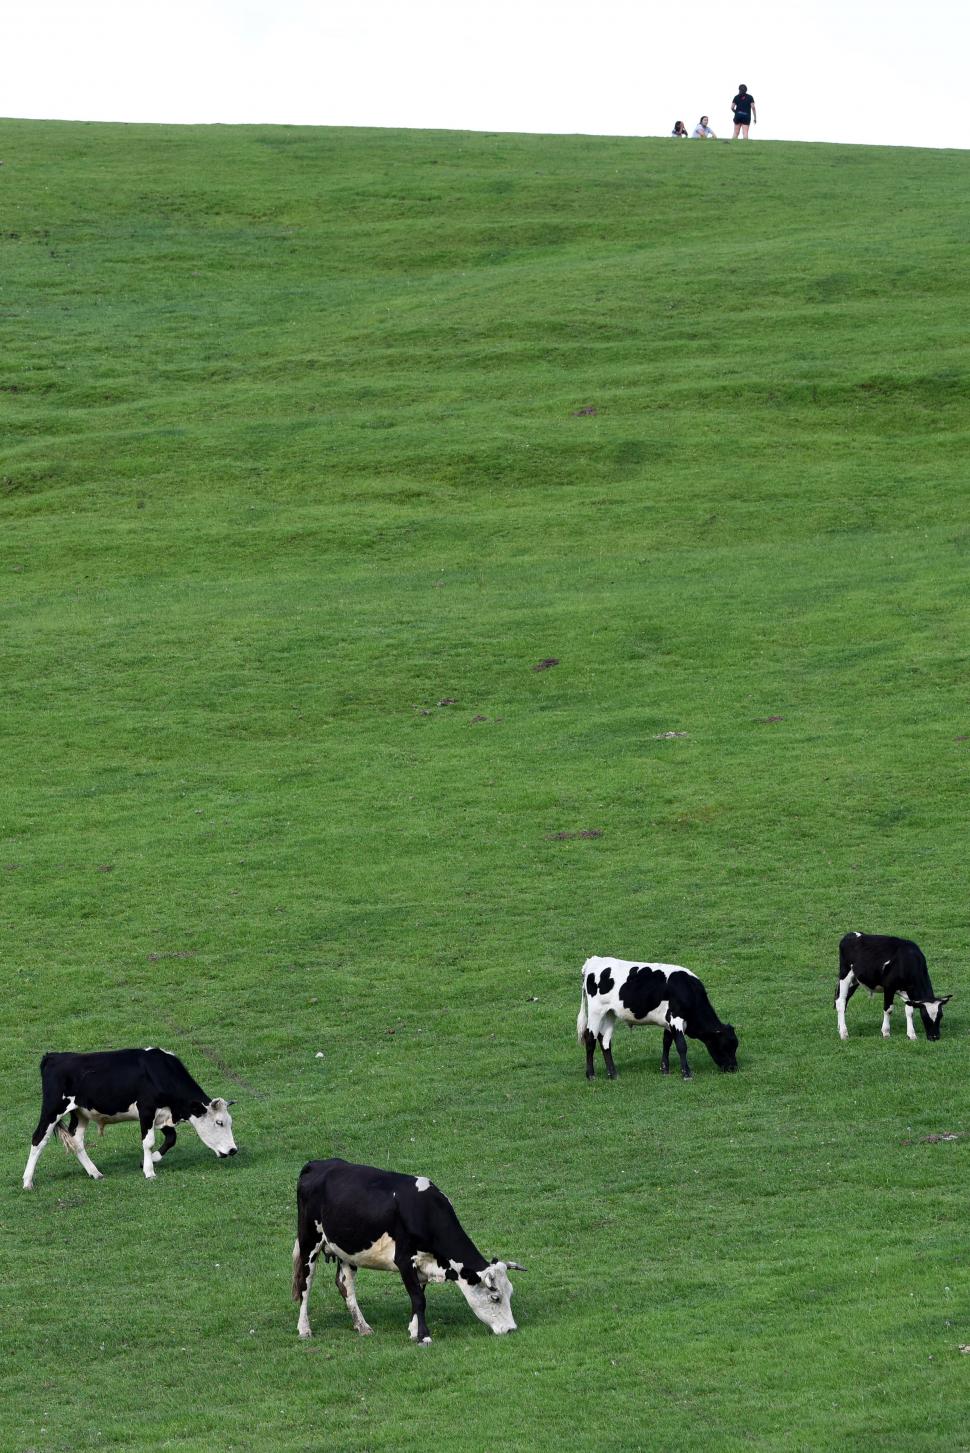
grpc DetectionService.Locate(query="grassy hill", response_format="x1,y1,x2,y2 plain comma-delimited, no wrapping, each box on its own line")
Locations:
2,119,969,1452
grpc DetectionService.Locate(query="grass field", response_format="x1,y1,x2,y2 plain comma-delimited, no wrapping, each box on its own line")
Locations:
2,119,969,1452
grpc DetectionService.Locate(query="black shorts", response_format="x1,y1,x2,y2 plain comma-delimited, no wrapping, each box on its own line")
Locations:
734,114,751,126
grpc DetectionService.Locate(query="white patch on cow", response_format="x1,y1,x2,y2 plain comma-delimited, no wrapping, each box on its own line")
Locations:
904,1002,917,1039
415,1176,431,1192
669,1014,686,1034
88,1102,139,1129
408,1314,419,1340
881,1003,893,1037
153,1107,175,1130
324,1232,397,1272
883,960,893,972
412,1251,447,1284
926,1001,941,1023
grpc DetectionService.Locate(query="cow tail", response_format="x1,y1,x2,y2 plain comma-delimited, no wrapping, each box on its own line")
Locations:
291,1237,304,1302
577,982,589,1044
55,1123,74,1154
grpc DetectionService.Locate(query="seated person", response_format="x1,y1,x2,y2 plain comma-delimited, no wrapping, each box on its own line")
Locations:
692,115,717,138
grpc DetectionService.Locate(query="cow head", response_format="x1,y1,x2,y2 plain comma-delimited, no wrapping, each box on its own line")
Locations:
704,1024,739,1072
188,1098,237,1157
456,1259,519,1334
910,996,952,1041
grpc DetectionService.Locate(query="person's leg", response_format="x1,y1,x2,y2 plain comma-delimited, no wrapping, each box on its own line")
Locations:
733,123,741,138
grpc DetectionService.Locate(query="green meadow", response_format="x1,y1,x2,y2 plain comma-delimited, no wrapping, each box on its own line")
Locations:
2,119,969,1451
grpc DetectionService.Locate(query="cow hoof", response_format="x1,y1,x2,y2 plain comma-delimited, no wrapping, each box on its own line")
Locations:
682,1072,693,1081
839,1029,849,1041
356,1325,373,1337
298,1328,312,1340
22,1181,33,1191
585,1071,595,1080
607,1069,618,1081
88,1170,104,1181
418,1337,432,1347
661,1065,670,1076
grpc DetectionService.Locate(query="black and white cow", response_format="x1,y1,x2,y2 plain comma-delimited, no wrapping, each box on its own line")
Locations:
836,932,952,1041
292,1158,525,1345
578,956,739,1080
22,1048,237,1189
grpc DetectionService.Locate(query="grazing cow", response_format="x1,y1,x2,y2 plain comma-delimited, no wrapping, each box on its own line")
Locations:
22,1048,237,1189
578,956,739,1080
836,932,952,1041
292,1158,525,1345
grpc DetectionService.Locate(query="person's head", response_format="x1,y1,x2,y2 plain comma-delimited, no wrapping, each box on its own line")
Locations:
738,84,747,94
673,120,685,133
700,116,709,126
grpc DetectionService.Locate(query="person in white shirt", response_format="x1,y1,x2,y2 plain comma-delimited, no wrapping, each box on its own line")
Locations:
692,116,717,138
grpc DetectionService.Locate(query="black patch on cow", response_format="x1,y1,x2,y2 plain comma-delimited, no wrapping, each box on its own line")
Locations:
462,1265,481,1286
597,967,615,995
586,972,598,997
445,1267,459,1281
618,965,669,1021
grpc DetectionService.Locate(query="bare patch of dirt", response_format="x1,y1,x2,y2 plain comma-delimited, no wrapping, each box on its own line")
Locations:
654,731,688,739
532,658,559,671
572,405,598,416
756,716,785,724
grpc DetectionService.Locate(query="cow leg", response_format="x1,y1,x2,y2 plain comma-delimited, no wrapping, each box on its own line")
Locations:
661,1028,674,1075
152,1126,178,1164
903,1000,918,1040
295,1234,324,1339
68,1114,104,1181
835,972,858,1040
395,1246,432,1345
671,1022,692,1080
23,1089,74,1190
583,1029,597,1079
139,1108,157,1180
599,1013,619,1079
881,990,895,1038
336,1261,373,1336
23,1117,60,1190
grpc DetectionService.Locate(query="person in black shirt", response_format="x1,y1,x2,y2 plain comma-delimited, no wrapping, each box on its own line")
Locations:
731,84,757,139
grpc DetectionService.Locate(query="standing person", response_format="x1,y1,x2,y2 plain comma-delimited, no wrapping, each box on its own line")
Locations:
692,115,717,138
671,120,689,137
731,84,756,138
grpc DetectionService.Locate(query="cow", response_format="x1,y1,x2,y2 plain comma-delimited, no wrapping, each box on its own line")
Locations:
292,1158,525,1345
22,1048,237,1189
836,932,952,1041
577,956,739,1080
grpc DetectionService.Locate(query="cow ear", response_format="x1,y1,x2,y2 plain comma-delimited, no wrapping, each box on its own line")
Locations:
939,995,953,1006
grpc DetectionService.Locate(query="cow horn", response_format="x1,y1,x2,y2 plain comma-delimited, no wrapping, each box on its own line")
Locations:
225,1099,237,1107
505,1260,528,1272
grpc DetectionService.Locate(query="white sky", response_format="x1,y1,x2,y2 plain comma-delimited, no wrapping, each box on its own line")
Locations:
5,0,968,150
